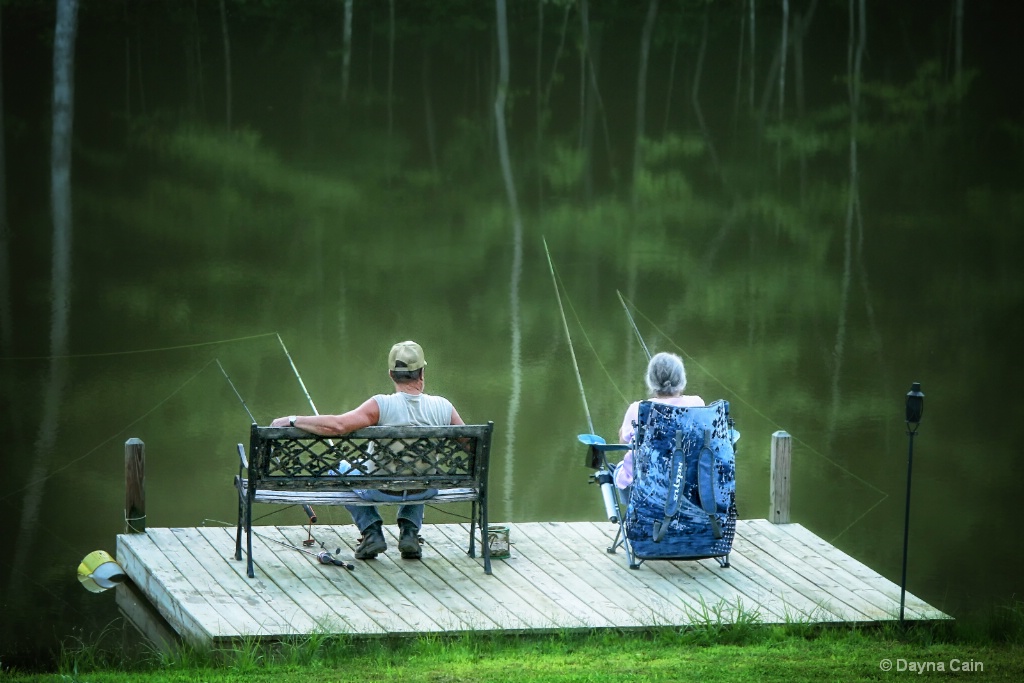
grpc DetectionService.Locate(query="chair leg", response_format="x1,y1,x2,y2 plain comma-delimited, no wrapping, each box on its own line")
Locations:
614,483,643,569
607,524,623,554
620,523,640,570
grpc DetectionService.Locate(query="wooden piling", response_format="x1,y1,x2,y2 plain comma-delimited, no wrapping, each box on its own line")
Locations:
769,431,791,524
125,438,146,533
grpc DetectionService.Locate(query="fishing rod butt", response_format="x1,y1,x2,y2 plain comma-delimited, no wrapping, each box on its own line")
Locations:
302,504,317,524
594,469,620,524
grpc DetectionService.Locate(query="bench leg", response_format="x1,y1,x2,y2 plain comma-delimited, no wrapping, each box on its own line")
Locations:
245,503,255,578
235,519,243,562
468,501,478,559
480,494,491,575
234,478,244,562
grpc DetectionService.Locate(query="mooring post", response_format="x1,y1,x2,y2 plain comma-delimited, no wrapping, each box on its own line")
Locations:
125,437,146,533
769,431,791,524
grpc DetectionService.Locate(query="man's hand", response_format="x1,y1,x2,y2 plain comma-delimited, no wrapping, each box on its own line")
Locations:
270,416,292,428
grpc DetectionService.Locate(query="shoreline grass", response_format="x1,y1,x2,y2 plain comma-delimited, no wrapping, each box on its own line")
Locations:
3,599,1022,682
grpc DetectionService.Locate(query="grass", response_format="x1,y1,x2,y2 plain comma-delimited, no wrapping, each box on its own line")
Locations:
3,599,1022,682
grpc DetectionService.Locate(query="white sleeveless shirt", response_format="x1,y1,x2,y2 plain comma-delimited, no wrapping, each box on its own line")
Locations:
373,391,453,427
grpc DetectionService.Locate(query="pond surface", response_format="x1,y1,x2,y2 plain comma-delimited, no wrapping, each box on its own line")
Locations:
1,0,1021,665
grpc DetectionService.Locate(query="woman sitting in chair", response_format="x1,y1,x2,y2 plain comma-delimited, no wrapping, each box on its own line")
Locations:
614,352,705,489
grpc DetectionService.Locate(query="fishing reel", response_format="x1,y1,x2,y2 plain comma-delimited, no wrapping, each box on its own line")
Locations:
590,468,620,524
317,551,355,570
579,434,629,525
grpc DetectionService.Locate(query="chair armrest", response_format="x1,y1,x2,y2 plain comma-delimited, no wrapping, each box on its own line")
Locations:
237,443,248,470
584,443,630,470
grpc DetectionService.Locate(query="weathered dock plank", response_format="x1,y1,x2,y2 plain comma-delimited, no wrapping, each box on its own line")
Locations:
152,528,285,637
728,527,854,621
559,522,705,626
768,522,942,620
739,521,893,620
567,521,782,625
117,532,212,646
725,529,850,622
183,527,317,633
249,526,380,633
515,523,648,628
427,523,569,630
116,520,950,646
263,525,422,633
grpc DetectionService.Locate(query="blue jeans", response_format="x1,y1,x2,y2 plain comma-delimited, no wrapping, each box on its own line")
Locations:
345,488,439,532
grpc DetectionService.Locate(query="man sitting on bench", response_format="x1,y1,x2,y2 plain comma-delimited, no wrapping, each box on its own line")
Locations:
270,340,465,561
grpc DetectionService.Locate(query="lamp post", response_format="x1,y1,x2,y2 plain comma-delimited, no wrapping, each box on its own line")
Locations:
899,381,924,623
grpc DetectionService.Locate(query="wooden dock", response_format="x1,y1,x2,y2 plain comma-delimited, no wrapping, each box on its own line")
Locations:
115,519,949,647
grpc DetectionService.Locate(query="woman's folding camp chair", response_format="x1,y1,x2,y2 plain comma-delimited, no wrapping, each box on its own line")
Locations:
581,399,739,570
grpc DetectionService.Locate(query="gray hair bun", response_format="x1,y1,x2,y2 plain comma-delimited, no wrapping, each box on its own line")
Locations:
645,352,687,397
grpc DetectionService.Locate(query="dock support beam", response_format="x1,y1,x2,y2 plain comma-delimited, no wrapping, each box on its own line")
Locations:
125,437,146,533
769,431,791,524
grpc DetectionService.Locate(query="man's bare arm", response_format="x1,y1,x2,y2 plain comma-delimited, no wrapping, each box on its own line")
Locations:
270,398,380,436
450,406,466,426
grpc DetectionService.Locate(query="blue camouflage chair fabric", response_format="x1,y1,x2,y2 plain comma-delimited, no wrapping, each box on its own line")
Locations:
625,399,737,562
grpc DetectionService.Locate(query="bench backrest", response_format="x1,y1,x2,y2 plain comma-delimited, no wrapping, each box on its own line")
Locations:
247,422,494,493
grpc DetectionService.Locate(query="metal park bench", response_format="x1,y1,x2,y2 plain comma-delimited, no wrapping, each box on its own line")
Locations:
234,422,495,577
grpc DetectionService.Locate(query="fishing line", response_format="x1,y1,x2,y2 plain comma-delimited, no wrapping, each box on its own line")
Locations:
254,530,354,570
617,289,652,360
424,504,473,522
550,266,629,406
204,504,302,525
0,358,218,504
541,239,628,405
619,292,889,542
204,517,354,570
0,331,279,361
543,237,598,434
217,351,332,525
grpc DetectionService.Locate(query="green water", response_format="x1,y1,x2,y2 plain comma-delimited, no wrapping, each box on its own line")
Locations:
1,0,1021,665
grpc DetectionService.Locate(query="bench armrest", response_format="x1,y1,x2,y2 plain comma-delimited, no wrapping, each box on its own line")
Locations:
237,443,248,470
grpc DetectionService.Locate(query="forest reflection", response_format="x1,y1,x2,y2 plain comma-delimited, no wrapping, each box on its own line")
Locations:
1,0,1021,666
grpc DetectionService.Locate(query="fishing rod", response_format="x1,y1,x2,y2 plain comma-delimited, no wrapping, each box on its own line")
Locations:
217,357,318,526
255,531,354,570
543,236,595,435
217,359,258,424
277,333,322,416
616,290,652,361
276,333,338,525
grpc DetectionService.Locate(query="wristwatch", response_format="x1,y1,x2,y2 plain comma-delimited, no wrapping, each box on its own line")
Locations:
289,416,297,427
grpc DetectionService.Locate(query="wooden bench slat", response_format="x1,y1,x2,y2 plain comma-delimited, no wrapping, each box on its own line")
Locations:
240,483,482,506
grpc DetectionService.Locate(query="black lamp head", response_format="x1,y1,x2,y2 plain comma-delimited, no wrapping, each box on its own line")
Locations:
905,382,924,425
